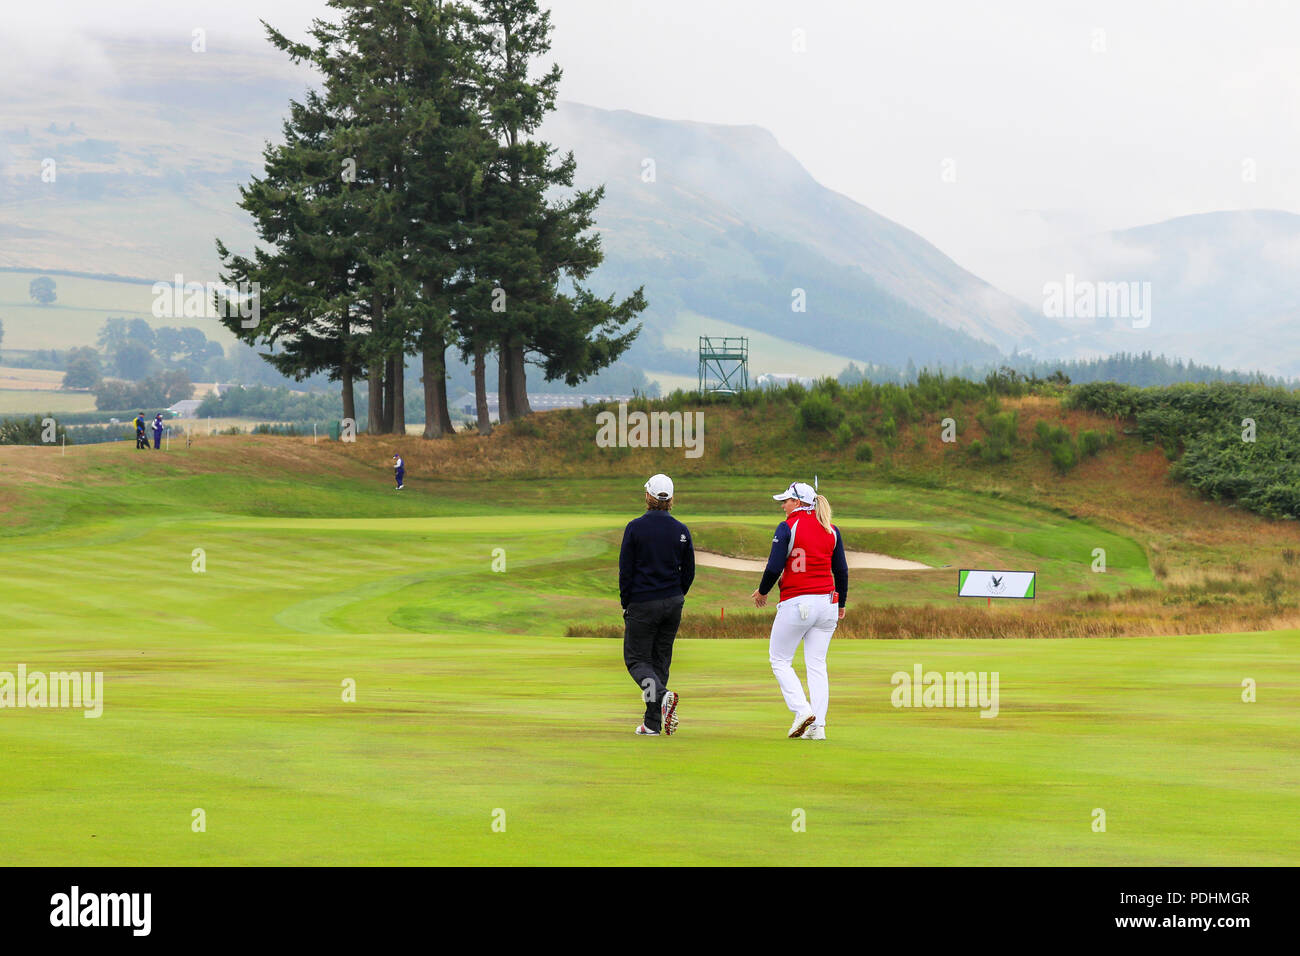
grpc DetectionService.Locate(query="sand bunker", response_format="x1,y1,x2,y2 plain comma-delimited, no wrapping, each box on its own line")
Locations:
695,549,932,572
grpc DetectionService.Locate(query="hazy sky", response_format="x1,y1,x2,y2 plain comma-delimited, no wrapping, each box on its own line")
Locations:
15,0,1300,293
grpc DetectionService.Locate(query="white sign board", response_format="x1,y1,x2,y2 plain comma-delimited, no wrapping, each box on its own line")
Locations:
958,569,1036,599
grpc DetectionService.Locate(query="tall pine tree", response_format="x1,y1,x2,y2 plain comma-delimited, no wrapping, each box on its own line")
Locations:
466,0,645,420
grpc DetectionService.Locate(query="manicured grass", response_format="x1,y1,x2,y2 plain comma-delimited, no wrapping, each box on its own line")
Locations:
0,442,1295,864
2,624,1296,866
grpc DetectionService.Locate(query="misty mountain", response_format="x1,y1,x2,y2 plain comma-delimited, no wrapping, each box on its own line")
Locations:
19,38,1293,383
1031,210,1300,377
0,39,1047,379
544,104,1047,345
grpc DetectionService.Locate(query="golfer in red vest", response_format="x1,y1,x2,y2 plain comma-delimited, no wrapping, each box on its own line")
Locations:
751,481,848,740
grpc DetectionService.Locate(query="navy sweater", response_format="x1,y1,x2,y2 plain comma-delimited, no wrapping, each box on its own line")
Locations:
618,509,695,608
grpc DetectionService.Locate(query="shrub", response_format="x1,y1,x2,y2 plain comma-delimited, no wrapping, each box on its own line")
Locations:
796,393,844,431
1078,428,1112,457
876,416,898,447
780,380,807,404
974,409,1019,462
511,418,542,438
1049,440,1078,474
855,443,874,462
0,415,67,445
1033,419,1088,474
1065,381,1142,418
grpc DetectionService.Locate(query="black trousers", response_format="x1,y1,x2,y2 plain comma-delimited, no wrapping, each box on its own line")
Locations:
623,595,684,731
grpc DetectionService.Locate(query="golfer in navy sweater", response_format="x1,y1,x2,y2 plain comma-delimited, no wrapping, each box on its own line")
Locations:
619,474,695,736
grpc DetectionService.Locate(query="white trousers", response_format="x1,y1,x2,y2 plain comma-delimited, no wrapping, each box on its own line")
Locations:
768,593,838,727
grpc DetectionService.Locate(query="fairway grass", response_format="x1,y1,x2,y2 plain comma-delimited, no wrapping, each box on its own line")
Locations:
1,442,1296,865
2,628,1296,866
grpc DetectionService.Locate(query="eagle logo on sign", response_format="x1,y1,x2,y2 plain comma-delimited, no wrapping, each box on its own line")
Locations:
987,574,1007,596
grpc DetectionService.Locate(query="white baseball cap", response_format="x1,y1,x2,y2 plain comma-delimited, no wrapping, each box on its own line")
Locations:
644,474,674,500
773,481,816,505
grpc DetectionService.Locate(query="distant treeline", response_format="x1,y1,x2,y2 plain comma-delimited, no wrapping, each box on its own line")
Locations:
839,351,1293,389
197,387,342,422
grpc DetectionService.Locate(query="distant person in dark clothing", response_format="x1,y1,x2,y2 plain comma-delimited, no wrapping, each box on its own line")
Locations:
133,413,148,450
618,473,695,736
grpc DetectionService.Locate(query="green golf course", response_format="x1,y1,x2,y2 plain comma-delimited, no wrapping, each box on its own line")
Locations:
0,438,1296,865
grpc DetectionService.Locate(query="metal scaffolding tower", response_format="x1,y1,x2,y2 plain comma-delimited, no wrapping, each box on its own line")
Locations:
698,336,749,394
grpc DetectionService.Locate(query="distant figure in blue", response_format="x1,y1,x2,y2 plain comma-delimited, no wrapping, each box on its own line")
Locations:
151,414,164,450
133,412,148,450
392,454,404,490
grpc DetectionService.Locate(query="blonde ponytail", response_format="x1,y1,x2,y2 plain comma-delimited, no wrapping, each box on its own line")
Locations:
814,494,833,534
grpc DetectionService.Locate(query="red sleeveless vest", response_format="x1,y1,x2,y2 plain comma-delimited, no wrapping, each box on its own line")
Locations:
779,509,837,602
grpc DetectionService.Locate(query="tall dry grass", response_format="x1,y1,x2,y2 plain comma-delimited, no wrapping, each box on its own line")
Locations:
568,585,1295,640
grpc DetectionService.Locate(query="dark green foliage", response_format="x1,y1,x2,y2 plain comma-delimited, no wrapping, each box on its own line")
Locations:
1049,439,1078,474
197,386,343,421
62,347,102,389
94,370,192,410
795,392,844,431
854,443,874,462
876,415,898,449
1066,381,1141,418
1070,381,1300,518
1030,420,1115,474
1078,429,1111,458
780,380,807,404
1034,420,1075,473
842,352,1291,390
0,415,67,445
973,404,1019,463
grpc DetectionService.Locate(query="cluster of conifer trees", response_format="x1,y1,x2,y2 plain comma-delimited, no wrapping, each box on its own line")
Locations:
217,0,645,436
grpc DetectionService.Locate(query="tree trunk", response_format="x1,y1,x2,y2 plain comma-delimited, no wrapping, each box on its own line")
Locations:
370,294,388,434
391,353,405,436
340,314,356,426
508,344,532,416
422,344,444,439
496,338,514,424
367,360,384,434
473,343,492,436
382,354,396,434
421,328,455,438
341,368,356,426
436,349,453,435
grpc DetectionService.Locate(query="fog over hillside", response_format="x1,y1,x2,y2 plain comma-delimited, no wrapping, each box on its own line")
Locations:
2,36,1297,376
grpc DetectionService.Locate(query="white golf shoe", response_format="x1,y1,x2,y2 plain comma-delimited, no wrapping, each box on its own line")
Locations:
635,724,660,735
787,712,816,738
802,726,826,740
661,690,680,736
